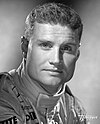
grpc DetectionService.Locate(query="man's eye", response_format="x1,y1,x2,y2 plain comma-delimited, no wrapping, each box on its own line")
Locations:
62,45,72,52
39,42,52,49
64,45,72,51
61,45,76,54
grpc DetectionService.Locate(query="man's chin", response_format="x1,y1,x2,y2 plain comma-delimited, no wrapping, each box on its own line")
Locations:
40,76,62,86
40,79,61,95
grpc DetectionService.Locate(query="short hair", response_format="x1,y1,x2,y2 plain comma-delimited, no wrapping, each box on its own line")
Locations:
25,2,83,41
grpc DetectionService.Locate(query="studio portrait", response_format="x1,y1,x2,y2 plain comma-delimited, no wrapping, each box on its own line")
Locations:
0,0,100,124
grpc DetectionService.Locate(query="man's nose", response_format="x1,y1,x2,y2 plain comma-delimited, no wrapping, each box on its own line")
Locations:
49,47,62,65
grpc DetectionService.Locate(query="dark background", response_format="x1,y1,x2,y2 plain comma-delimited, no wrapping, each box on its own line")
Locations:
0,0,100,123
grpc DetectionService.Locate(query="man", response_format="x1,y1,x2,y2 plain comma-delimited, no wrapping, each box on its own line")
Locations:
0,2,88,124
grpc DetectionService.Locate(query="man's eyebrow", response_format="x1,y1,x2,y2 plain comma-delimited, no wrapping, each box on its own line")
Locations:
37,39,53,43
62,40,78,46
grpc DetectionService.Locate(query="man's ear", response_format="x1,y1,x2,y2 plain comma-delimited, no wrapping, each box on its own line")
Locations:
21,36,29,58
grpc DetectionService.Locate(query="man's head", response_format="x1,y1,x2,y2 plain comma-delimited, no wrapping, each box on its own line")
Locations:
25,2,83,41
21,3,83,94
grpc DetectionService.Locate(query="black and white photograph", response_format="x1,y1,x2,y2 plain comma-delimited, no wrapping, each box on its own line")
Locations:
0,0,100,124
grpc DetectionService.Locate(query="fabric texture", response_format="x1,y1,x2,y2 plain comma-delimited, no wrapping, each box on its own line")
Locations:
0,69,87,124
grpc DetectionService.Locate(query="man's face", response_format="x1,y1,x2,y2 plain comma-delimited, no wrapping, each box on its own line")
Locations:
26,23,80,92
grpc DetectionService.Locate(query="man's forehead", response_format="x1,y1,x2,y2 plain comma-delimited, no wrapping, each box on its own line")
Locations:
30,22,80,45
33,22,76,38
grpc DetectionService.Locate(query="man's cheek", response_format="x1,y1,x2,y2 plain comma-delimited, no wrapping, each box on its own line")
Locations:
64,60,75,69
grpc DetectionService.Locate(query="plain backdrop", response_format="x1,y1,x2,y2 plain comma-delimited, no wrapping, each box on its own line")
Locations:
0,0,100,124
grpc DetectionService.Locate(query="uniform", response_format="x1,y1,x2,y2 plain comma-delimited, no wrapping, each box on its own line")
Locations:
0,65,87,124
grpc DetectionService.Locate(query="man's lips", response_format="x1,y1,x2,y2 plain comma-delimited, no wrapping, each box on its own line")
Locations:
43,69,63,73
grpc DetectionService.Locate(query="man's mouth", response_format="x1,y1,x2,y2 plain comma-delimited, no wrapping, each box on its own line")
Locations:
43,69,63,74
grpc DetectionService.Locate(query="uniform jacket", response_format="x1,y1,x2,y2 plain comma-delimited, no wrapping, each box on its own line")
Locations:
0,67,87,124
